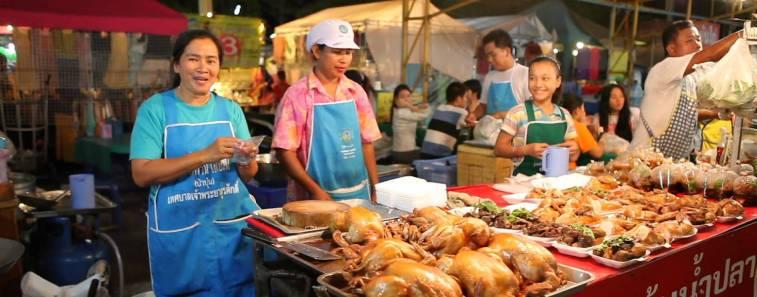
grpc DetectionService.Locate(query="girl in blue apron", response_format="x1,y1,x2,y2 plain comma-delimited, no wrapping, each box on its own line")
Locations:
272,20,382,202
493,56,580,176
130,30,260,296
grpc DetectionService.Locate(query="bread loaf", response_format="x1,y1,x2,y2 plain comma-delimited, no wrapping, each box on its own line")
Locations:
280,200,350,228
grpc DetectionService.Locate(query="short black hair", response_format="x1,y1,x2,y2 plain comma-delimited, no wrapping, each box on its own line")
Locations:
482,29,513,50
463,79,481,98
662,20,695,57
560,93,584,114
446,82,468,104
171,29,223,88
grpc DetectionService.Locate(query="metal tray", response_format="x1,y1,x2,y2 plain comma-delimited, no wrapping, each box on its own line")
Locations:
253,199,407,235
316,264,593,297
18,189,116,218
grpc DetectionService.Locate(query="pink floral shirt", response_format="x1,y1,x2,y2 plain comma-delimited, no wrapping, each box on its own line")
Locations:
272,70,381,199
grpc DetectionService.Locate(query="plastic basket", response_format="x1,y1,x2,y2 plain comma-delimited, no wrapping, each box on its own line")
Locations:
247,184,287,209
413,155,457,186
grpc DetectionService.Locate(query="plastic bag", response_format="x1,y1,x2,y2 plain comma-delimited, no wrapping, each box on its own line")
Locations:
472,115,503,146
599,133,630,155
696,39,757,109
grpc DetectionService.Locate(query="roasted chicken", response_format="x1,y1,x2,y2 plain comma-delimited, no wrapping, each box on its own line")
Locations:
331,206,384,244
478,234,565,295
363,259,463,297
420,217,491,256
436,249,521,297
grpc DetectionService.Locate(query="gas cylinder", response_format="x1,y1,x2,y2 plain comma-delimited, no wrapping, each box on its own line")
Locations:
34,216,108,286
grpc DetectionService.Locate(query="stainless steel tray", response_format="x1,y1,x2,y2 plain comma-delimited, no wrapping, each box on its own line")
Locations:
253,199,407,235
316,264,593,297
18,189,116,218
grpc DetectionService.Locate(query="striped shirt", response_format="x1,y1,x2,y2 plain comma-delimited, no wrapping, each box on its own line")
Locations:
501,101,578,166
421,104,468,157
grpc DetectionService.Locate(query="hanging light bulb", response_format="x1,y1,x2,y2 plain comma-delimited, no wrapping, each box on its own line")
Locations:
234,4,241,15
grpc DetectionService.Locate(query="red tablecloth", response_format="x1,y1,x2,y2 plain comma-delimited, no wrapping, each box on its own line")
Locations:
449,184,757,297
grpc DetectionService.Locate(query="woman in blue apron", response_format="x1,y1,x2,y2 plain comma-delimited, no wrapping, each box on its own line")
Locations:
272,20,382,202
130,30,260,296
494,56,579,176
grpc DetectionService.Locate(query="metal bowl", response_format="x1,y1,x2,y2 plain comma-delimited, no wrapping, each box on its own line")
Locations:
255,153,288,187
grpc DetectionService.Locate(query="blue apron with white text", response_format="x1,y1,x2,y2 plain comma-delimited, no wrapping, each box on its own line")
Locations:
146,91,259,297
486,81,518,114
306,100,370,200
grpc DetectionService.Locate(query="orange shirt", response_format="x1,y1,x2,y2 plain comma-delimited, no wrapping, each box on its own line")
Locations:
571,122,598,169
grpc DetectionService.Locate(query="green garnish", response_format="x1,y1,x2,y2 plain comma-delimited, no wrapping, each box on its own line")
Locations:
507,208,534,222
598,236,634,250
571,223,595,239
475,200,501,213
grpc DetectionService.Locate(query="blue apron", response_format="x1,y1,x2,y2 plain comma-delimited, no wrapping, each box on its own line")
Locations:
306,100,370,200
147,91,260,297
486,81,518,114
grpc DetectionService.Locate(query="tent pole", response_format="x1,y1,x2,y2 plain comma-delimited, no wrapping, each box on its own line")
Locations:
627,0,639,86
607,5,616,80
422,0,431,102
402,0,410,84
686,0,692,20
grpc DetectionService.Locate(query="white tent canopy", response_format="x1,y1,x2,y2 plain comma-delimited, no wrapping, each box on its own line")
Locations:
459,14,554,42
274,0,477,86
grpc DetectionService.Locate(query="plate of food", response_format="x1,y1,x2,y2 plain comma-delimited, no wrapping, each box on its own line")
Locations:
714,199,744,223
521,222,563,247
590,236,650,269
552,224,606,258
461,201,534,234
653,219,697,242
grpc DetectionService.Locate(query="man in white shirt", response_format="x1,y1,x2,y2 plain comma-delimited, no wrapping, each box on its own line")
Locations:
632,20,742,159
466,29,530,125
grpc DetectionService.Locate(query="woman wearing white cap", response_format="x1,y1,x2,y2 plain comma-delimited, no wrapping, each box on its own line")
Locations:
272,19,382,201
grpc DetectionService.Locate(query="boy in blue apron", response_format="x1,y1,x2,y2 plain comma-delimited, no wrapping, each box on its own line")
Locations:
494,56,579,176
466,29,531,126
272,19,382,202
130,30,261,296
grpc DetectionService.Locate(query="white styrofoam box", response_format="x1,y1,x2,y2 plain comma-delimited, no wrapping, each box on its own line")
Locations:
376,177,447,212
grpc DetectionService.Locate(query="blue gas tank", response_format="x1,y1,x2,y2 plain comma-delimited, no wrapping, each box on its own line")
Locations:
35,216,109,286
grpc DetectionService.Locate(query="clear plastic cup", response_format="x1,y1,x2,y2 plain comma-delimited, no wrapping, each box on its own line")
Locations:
232,135,266,165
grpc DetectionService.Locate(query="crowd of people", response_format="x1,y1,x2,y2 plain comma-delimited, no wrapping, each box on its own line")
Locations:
128,18,745,295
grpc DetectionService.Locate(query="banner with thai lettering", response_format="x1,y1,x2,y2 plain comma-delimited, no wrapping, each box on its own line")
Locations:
186,14,265,68
579,221,756,297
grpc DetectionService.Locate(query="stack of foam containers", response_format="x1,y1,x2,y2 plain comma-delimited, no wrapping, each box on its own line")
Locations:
375,176,447,213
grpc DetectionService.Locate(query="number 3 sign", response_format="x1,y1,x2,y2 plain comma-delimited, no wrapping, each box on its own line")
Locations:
220,34,241,56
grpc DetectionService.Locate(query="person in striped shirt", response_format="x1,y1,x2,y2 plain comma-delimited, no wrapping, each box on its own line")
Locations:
420,82,470,159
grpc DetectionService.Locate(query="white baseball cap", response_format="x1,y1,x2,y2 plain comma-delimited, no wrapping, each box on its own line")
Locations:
306,19,360,50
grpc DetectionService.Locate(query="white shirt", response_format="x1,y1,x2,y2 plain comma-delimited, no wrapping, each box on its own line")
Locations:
480,63,531,106
392,107,429,152
631,53,695,148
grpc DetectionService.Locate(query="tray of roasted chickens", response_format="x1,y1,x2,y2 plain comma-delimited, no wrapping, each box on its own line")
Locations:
316,263,593,297
252,199,407,234
302,206,595,297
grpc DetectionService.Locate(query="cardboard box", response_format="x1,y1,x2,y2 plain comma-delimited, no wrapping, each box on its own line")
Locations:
457,144,513,186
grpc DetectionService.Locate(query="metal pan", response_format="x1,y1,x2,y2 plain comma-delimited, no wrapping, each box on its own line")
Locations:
316,264,593,297
253,199,407,234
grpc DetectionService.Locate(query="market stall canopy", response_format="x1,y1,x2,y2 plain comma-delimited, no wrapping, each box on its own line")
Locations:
274,0,477,85
0,0,187,35
459,14,554,42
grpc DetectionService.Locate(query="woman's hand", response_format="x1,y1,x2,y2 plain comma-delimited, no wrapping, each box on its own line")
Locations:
524,143,550,159
559,141,580,161
311,188,332,201
202,137,239,163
